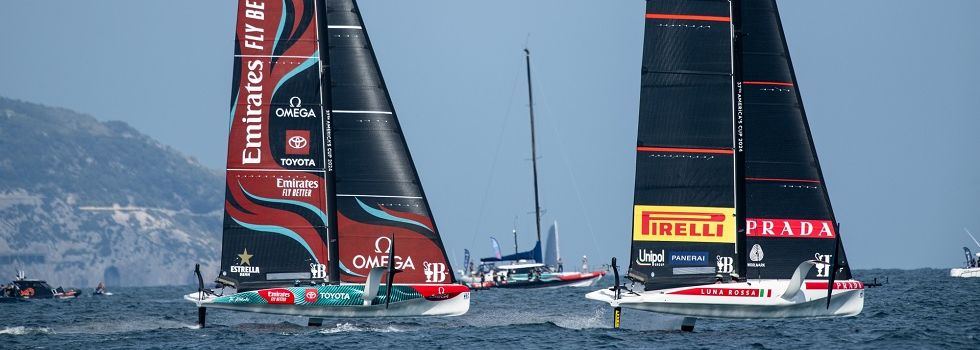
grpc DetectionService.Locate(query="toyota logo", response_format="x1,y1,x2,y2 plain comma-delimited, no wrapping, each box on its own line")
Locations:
288,135,308,149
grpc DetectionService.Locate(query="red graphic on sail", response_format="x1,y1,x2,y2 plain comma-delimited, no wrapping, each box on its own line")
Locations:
225,170,329,264
337,201,451,284
227,0,320,170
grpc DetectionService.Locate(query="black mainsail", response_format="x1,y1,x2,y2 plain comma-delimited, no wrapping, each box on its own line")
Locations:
740,0,850,280
628,0,852,290
326,0,456,285
219,0,455,291
629,0,739,290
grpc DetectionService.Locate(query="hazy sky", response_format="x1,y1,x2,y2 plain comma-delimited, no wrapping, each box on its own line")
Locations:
2,1,978,270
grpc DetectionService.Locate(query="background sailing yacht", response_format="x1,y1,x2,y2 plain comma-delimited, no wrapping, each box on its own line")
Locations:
186,0,469,324
587,0,864,330
461,221,605,289
459,49,605,289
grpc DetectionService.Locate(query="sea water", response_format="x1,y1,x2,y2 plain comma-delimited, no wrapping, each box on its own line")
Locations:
1,269,977,349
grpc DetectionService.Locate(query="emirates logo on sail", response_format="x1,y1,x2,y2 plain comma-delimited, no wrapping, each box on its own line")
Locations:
633,205,735,243
746,219,835,239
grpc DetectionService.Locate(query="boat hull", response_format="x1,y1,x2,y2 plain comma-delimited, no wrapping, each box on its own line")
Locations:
586,279,864,319
460,271,605,289
495,272,605,289
950,267,980,277
185,284,470,318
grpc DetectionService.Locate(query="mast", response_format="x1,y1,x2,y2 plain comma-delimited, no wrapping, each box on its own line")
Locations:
513,228,519,255
524,48,544,261
314,0,341,284
730,0,747,277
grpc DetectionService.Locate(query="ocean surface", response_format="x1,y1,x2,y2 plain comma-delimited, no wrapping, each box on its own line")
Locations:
1,269,977,349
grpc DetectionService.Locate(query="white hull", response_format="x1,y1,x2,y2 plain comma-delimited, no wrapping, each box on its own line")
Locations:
562,274,604,288
587,279,864,319
502,273,604,289
460,271,604,289
950,267,980,278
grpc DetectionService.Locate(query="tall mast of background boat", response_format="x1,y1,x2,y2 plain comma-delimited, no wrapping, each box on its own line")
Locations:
525,48,544,261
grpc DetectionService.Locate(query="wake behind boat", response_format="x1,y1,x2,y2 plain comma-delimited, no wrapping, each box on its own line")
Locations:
187,0,469,325
587,0,863,330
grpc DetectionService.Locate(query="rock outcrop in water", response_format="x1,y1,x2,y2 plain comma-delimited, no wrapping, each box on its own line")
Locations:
0,97,222,287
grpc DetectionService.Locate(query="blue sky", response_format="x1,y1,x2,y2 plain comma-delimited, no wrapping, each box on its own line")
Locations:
1,1,978,269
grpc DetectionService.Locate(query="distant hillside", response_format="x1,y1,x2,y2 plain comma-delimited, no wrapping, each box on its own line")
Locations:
0,97,222,287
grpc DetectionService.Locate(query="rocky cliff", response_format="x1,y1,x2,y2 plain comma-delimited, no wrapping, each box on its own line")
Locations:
0,97,222,287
